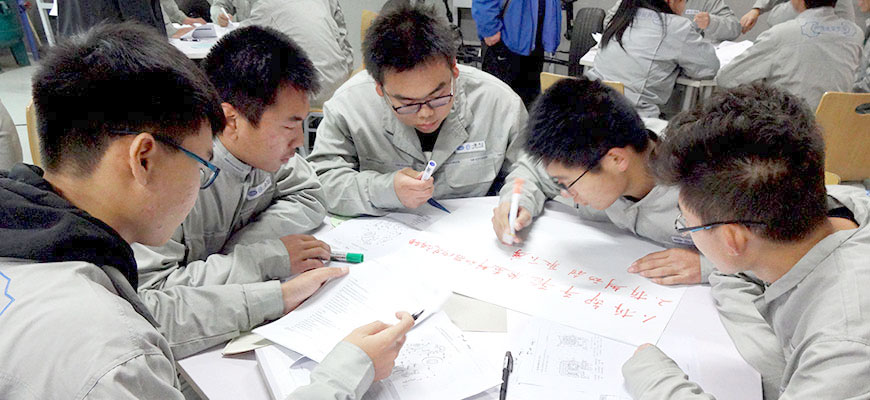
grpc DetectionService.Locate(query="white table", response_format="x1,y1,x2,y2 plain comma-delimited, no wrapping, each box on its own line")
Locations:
579,48,717,112
177,197,760,400
170,24,237,60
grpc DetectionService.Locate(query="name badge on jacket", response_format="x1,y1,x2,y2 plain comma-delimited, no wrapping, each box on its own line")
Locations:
455,141,486,154
684,8,700,15
246,176,272,200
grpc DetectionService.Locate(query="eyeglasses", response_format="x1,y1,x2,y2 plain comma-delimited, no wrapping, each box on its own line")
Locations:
550,153,605,193
112,130,220,189
552,168,591,193
383,77,454,115
674,211,766,237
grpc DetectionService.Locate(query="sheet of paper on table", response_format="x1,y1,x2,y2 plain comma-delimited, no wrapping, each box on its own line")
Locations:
507,316,634,400
387,211,686,346
253,259,450,363
256,312,499,400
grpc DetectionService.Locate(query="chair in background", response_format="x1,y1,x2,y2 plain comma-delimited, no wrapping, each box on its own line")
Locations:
824,171,841,185
540,71,624,95
25,100,40,167
815,92,870,182
567,7,605,77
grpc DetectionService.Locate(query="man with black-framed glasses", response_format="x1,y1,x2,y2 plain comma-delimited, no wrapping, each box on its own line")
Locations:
307,5,528,217
493,77,712,286
623,82,870,400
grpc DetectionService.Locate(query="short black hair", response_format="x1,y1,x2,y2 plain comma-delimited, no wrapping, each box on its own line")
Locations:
203,25,320,127
363,5,456,85
32,22,224,174
651,83,827,242
526,78,653,169
805,0,837,9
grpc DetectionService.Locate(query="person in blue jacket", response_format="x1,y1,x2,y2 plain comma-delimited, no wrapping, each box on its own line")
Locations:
472,0,561,106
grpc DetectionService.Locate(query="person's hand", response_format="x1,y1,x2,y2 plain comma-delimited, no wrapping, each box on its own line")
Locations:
217,13,233,27
694,12,711,29
280,267,348,313
343,312,415,381
628,248,702,285
740,8,761,33
484,31,502,46
171,26,195,38
182,17,207,25
634,343,654,356
492,201,532,245
280,234,331,275
393,168,434,209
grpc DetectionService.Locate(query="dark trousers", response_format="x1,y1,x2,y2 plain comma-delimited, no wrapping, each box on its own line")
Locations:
481,42,545,108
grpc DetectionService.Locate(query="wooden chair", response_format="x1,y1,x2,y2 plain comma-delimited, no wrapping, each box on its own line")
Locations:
540,72,624,95
25,100,41,167
815,92,870,181
824,171,841,185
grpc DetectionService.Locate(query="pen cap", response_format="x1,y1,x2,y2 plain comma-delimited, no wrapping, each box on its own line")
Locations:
346,253,364,263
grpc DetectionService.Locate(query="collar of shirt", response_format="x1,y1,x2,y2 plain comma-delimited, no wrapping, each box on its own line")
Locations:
213,137,254,179
797,6,837,22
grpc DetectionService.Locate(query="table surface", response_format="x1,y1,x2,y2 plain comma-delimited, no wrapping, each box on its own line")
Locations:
169,23,237,60
177,197,760,400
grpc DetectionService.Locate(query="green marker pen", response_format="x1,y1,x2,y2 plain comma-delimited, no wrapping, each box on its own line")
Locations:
330,251,364,263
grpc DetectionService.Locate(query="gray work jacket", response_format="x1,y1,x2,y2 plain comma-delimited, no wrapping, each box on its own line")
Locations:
605,0,742,42
587,8,720,118
210,0,257,24
307,65,528,217
716,7,863,112
622,185,870,399
753,0,855,27
133,139,326,358
243,0,353,107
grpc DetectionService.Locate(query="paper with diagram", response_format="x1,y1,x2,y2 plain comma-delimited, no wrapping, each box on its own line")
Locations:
253,260,449,362
256,312,498,400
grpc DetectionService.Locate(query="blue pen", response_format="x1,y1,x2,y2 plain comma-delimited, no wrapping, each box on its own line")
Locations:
427,198,451,214
419,160,450,213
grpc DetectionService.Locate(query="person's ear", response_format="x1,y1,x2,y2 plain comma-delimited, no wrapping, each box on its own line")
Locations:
605,148,630,173
375,83,385,97
451,60,460,79
221,102,240,138
720,224,750,257
128,133,158,187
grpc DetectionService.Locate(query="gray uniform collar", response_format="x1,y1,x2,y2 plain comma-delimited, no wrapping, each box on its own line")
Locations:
381,72,473,166
797,6,836,20
214,137,254,179
760,188,869,304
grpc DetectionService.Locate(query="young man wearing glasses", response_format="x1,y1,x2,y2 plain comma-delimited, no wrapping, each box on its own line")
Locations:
624,83,870,399
492,78,712,286
307,5,528,217
0,22,416,399
132,26,341,359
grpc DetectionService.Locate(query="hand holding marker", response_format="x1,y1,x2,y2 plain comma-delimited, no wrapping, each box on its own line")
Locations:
420,160,451,213
503,178,525,244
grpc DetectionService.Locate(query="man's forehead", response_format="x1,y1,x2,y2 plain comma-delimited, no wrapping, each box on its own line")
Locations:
381,64,452,100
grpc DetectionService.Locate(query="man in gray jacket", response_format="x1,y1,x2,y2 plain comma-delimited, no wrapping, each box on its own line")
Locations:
0,22,414,400
493,78,712,286
854,0,870,91
244,0,353,107
133,26,335,359
717,0,863,112
307,5,528,217
740,0,855,32
604,0,743,42
623,83,870,399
